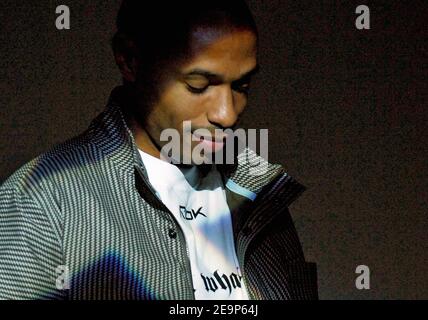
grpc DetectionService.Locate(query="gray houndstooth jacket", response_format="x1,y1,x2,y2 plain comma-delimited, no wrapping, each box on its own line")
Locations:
0,87,318,300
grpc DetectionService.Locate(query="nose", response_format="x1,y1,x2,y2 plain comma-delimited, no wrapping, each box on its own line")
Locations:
207,85,239,129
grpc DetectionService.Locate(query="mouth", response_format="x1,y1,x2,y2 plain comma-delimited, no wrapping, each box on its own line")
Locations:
192,133,227,152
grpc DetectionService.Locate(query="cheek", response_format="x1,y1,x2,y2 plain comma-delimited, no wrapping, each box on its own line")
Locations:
154,86,205,129
167,87,211,120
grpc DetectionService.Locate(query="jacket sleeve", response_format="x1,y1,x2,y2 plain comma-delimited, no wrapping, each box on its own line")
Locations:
0,186,65,299
246,205,318,300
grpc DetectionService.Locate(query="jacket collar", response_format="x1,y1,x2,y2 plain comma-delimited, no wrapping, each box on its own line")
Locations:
87,86,306,205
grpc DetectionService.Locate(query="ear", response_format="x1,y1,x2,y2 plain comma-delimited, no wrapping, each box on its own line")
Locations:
114,52,139,83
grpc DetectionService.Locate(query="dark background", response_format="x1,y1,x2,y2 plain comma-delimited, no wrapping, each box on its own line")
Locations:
0,1,426,299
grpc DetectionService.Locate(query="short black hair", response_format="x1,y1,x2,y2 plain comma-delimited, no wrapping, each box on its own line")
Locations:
112,0,258,74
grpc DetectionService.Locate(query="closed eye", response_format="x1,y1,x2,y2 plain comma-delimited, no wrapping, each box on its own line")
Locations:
186,84,209,95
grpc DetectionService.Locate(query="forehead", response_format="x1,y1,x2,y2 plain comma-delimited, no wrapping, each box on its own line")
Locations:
180,29,258,80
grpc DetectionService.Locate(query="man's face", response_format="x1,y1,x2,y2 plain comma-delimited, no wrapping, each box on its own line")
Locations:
133,28,258,164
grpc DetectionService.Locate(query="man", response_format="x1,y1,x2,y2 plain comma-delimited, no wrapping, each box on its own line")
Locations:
0,1,317,299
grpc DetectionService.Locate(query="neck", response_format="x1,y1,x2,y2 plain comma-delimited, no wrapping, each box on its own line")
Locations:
114,85,162,160
126,114,162,159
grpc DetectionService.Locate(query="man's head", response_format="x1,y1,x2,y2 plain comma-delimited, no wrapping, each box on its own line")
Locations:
112,0,258,164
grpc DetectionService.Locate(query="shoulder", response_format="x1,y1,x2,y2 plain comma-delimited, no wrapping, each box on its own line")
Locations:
227,147,306,206
228,147,285,193
0,129,99,199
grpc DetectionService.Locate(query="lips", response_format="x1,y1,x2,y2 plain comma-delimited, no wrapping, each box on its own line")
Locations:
199,139,225,153
192,133,227,152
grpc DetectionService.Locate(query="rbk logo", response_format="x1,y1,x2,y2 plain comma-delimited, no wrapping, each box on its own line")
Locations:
179,206,207,220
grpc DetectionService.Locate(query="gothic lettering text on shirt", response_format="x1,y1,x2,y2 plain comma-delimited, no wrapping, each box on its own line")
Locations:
200,270,244,295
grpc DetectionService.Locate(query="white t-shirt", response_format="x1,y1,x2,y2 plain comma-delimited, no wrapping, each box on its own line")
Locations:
138,149,249,300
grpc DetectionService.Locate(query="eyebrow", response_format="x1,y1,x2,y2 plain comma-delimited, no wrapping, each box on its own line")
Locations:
183,64,260,82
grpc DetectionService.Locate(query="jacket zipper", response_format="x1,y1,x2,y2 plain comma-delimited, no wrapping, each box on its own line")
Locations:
169,212,195,299
154,198,195,299
135,165,195,299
